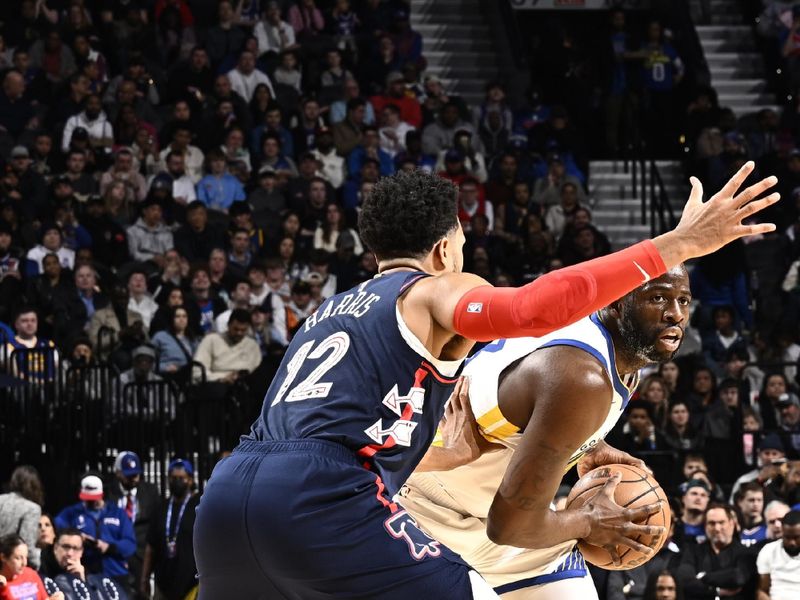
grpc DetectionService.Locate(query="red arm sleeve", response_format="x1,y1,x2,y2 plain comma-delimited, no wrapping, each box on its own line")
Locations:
452,240,666,341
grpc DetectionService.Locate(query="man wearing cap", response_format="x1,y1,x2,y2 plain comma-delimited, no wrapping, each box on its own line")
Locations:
54,475,137,593
126,198,174,267
140,459,199,600
731,434,788,501
370,71,422,129
118,345,172,424
680,479,712,544
306,128,341,191
777,394,800,457
106,451,162,596
9,145,47,215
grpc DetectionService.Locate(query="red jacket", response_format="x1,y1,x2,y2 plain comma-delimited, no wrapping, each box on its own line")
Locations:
370,94,422,128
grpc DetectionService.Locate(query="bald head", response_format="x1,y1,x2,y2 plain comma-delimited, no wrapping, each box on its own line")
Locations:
3,71,25,99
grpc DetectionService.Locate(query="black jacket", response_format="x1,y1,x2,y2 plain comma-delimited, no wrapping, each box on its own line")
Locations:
677,539,757,600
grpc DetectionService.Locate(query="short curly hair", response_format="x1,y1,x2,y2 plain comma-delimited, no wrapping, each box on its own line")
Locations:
358,170,459,260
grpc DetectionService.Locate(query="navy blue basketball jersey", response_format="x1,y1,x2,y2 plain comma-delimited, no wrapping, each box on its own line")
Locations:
248,271,464,495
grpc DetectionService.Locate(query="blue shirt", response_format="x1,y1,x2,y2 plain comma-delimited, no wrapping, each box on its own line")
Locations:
79,291,97,321
54,502,136,578
347,145,395,178
641,43,682,91
196,173,246,212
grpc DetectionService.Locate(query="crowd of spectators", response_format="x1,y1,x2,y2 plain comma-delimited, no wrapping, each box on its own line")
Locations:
0,1,799,599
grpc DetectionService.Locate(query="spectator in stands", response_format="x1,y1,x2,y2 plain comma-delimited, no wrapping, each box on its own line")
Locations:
532,154,586,210
313,203,363,255
88,284,146,362
274,49,303,93
259,131,298,179
284,280,318,339
194,308,260,382
545,181,582,240
0,71,36,143
215,280,252,333
4,307,58,382
330,78,375,125
227,49,274,103
140,459,199,600
379,103,414,158
8,146,46,220
105,451,161,595
776,394,800,457
422,101,476,156
679,503,757,600
332,97,366,157
100,148,147,205
206,0,247,68
731,434,787,502
54,475,136,593
702,306,748,377
756,509,800,600
764,501,792,542
680,479,712,544
472,81,513,137
0,466,44,570
127,270,158,331
254,2,296,55
38,527,87,588
687,366,718,430
185,265,226,334
61,150,98,200
455,177,493,232
61,94,113,154
51,264,106,345
174,202,226,262
151,306,199,376
158,127,204,184
757,373,794,432
735,481,768,547
348,125,393,177
0,534,55,600
435,130,487,183
371,71,421,129
196,150,246,214
126,197,174,268
310,126,345,190
25,224,75,276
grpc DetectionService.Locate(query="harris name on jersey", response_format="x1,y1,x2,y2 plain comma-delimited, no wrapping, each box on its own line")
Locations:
303,283,381,333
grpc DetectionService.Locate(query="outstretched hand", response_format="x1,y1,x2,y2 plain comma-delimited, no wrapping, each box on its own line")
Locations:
439,377,501,466
673,161,779,257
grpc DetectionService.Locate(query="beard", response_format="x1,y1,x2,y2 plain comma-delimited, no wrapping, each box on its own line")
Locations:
785,544,800,557
617,308,678,364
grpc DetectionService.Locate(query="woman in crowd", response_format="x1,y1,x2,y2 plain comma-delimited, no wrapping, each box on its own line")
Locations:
36,516,54,554
659,360,680,395
277,236,308,284
638,374,671,427
686,366,718,430
313,203,363,255
756,372,795,431
0,535,59,600
151,305,199,378
249,83,274,125
0,467,44,570
662,399,703,454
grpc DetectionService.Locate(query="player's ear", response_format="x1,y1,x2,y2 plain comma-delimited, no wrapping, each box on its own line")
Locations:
606,301,622,319
431,237,449,271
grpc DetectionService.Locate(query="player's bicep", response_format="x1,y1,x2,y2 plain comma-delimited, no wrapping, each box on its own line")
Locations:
488,351,611,536
401,272,490,334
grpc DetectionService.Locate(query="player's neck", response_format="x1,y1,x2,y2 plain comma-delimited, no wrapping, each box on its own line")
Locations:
377,258,427,275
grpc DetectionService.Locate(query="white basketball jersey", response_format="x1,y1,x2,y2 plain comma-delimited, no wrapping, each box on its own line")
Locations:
422,314,639,520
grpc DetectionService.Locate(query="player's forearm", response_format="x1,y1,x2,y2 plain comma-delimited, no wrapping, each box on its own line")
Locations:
486,495,591,549
453,240,666,341
415,446,474,472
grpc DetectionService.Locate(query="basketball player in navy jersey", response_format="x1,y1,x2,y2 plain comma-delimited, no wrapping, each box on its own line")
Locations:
194,165,778,599
401,265,692,599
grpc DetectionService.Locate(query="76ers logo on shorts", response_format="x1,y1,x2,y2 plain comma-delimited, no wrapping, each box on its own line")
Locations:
384,510,442,560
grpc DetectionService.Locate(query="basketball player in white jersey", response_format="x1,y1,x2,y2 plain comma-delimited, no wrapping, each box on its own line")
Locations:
400,266,691,599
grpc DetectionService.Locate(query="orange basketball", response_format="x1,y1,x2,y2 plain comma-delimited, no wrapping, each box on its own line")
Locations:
565,463,671,571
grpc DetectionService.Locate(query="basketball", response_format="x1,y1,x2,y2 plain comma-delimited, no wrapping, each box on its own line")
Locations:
565,464,671,571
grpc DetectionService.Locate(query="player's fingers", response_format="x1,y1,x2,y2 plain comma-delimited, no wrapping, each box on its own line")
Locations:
615,533,654,556
731,176,778,208
624,523,666,539
736,193,780,221
625,502,663,522
686,176,703,207
601,471,622,498
605,545,622,567
716,160,755,200
730,222,778,240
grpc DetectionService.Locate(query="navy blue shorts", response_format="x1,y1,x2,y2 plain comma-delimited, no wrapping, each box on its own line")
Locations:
193,439,486,599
